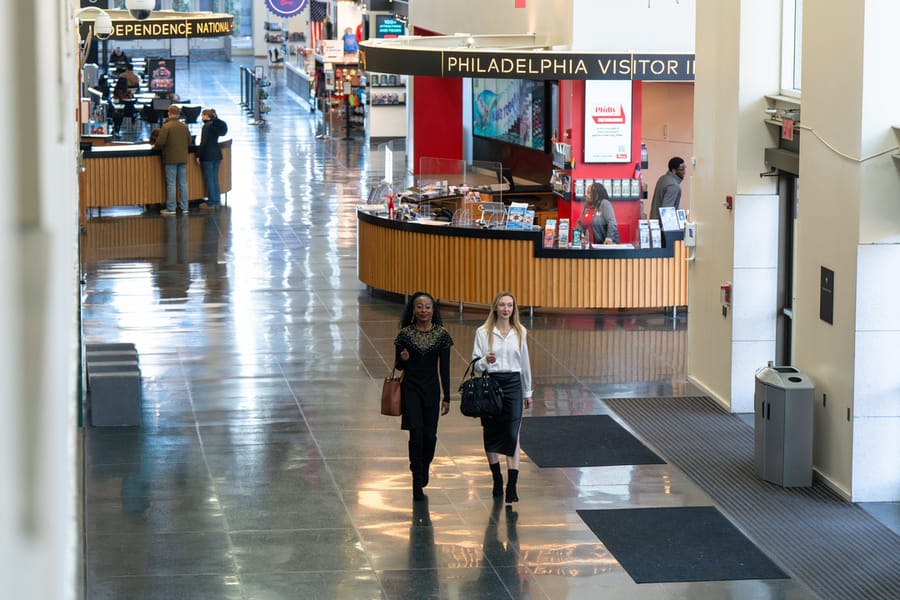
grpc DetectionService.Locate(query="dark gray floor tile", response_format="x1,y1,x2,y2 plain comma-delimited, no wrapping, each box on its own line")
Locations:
220,490,352,531
89,575,243,600
87,531,234,579
230,529,371,573
239,571,384,600
86,495,226,534
378,566,514,600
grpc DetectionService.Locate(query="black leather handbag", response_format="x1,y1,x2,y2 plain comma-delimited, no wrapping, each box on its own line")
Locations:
458,357,504,418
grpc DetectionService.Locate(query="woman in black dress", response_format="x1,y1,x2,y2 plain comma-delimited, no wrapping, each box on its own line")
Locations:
472,291,533,503
394,292,453,501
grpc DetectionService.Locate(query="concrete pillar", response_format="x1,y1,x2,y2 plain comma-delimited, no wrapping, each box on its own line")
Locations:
689,0,782,412
793,0,900,501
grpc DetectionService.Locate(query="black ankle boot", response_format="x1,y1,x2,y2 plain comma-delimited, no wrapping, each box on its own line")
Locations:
412,474,426,501
490,462,504,498
505,469,519,503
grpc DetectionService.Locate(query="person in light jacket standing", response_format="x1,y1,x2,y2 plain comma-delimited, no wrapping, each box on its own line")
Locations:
472,291,533,503
154,104,192,216
197,108,228,209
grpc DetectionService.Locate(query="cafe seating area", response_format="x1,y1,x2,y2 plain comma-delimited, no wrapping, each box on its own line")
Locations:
103,57,198,141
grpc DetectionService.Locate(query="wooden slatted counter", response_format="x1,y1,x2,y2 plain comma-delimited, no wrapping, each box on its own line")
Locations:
358,210,688,310
78,139,232,220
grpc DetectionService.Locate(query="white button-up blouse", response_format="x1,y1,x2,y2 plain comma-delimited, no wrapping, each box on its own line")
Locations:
472,325,533,399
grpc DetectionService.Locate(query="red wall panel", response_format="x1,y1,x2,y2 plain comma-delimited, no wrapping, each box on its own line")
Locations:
412,76,463,173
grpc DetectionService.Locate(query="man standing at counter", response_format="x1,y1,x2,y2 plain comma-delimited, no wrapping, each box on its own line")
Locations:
155,105,192,216
649,157,686,221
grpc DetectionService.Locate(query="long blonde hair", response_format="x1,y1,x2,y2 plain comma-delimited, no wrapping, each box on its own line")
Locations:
482,291,525,351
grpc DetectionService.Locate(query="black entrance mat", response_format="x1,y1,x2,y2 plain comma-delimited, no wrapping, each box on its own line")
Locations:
578,506,789,583
520,415,665,468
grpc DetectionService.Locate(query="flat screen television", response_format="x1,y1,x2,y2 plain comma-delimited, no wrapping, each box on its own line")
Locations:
148,57,175,95
472,78,546,152
374,14,405,38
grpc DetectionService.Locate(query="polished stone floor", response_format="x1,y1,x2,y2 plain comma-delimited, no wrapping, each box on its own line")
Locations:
80,60,893,600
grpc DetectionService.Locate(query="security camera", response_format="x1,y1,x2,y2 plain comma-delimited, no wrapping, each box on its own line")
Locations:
93,11,113,38
126,0,155,20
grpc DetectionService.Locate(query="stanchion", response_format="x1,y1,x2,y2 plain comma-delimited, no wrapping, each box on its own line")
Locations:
343,92,353,140
316,91,332,140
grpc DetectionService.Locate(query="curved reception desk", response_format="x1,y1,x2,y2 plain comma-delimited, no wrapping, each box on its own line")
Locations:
78,138,232,220
357,210,688,311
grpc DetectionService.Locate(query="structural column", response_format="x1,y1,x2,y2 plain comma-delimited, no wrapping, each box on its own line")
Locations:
792,0,900,501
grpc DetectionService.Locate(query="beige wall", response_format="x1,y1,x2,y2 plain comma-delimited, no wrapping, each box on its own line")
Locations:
642,82,694,215
410,0,573,44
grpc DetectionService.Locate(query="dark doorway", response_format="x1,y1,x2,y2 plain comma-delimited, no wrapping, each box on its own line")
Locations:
775,173,798,364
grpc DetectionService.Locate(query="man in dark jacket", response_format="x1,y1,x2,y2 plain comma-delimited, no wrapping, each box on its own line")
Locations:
649,156,686,221
154,104,192,215
196,108,229,209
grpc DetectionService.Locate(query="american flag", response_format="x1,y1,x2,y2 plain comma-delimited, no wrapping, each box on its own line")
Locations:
309,0,329,54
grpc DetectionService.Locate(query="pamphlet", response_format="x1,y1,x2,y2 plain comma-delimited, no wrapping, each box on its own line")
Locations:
601,179,612,195
629,178,640,199
658,206,680,231
638,220,651,249
611,179,623,198
574,179,585,200
506,202,529,229
525,210,535,228
572,228,582,248
558,218,570,248
676,208,687,230
649,219,662,248
543,219,557,248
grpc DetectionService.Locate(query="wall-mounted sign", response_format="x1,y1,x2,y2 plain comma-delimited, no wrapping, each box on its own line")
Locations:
320,40,344,62
375,15,405,38
583,80,632,163
265,0,308,18
80,10,235,40
360,42,695,81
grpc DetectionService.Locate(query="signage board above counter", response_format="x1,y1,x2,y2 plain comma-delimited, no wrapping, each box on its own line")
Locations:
80,9,234,40
361,40,694,81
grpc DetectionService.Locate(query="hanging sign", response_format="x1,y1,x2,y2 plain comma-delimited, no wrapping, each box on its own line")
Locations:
265,0,308,18
781,118,794,141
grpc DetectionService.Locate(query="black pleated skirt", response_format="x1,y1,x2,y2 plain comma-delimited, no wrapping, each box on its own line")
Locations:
481,371,523,456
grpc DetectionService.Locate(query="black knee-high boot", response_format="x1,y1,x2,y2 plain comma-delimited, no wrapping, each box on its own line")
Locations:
505,468,519,503
422,433,437,488
408,434,426,501
490,462,504,498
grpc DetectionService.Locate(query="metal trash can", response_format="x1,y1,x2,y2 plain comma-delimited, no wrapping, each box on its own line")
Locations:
754,365,814,487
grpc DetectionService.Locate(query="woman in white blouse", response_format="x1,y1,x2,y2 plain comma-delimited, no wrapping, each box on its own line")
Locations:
472,291,533,503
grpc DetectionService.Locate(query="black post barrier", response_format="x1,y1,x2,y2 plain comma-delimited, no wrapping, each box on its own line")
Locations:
240,67,249,108
344,92,352,140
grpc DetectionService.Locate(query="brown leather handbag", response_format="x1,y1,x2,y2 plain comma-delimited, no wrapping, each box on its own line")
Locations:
381,368,402,416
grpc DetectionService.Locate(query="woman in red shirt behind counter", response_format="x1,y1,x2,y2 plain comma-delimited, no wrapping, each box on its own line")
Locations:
576,182,620,246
